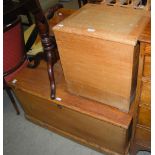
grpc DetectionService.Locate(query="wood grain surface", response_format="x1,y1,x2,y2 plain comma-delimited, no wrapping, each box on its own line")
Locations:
9,61,134,155
15,90,130,154
143,55,151,77
26,114,130,155
130,19,151,154
10,61,133,128
53,4,150,45
138,19,151,43
134,125,151,148
55,31,139,112
53,4,150,112
140,81,151,107
137,104,151,128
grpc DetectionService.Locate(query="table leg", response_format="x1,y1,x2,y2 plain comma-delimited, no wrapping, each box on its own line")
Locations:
27,0,56,99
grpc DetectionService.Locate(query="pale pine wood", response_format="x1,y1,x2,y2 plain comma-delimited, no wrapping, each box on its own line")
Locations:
55,32,139,112
25,115,130,155
53,4,150,45
53,4,150,112
15,90,130,154
10,61,132,128
144,43,151,54
143,56,151,77
10,61,134,155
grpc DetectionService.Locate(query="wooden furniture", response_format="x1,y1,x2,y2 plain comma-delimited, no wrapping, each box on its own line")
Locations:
53,4,150,112
10,60,135,155
3,0,60,115
25,0,57,99
4,0,61,99
24,7,74,68
3,16,28,115
24,4,64,68
130,19,151,155
7,7,151,155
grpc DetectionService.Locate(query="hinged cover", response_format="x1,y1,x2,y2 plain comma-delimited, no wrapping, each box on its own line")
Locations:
53,4,150,45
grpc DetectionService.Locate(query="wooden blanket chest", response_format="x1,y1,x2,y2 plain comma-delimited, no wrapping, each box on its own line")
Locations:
53,4,149,112
10,61,134,155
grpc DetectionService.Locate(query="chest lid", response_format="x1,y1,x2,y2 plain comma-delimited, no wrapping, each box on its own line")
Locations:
53,4,150,45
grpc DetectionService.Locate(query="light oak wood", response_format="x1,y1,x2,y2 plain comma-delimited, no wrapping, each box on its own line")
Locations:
53,4,149,112
143,55,151,77
11,61,133,128
130,124,151,155
56,33,139,112
144,43,151,54
15,90,130,154
26,114,130,155
137,105,151,128
10,61,134,155
145,0,151,11
53,4,150,45
134,125,151,148
140,81,151,107
130,19,151,154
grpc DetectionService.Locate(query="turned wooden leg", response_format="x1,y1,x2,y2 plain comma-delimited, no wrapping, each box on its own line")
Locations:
27,0,56,99
46,48,56,99
4,78,20,115
35,13,56,99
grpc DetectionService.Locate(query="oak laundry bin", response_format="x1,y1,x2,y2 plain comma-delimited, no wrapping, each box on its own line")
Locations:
53,4,149,112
